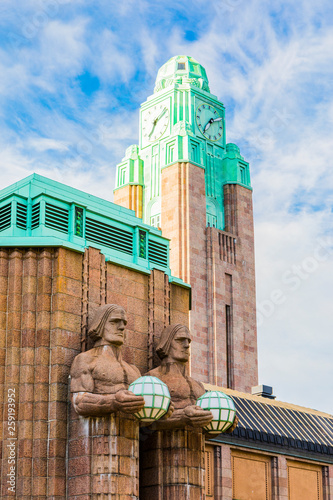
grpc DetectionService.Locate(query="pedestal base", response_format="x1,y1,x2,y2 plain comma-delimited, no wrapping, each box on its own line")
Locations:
68,412,139,499
140,427,205,500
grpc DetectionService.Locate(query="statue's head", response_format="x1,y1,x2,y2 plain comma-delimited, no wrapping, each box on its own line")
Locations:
88,304,127,346
156,324,191,364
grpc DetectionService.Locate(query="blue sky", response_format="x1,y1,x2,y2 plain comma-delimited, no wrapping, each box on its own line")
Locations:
1,0,333,412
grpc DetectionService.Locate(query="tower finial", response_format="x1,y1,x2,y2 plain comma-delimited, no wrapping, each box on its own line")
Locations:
154,55,210,93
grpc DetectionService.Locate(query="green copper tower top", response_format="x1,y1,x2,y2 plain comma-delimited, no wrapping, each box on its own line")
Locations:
154,55,210,93
114,55,251,230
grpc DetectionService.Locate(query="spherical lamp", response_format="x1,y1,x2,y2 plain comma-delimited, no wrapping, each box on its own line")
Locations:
196,391,236,435
128,375,171,422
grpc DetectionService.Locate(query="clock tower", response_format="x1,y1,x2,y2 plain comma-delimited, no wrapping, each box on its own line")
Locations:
114,55,258,392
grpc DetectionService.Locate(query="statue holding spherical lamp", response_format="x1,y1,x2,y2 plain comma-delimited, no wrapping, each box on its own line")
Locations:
139,323,238,499
70,304,146,417
146,324,214,429
69,304,149,499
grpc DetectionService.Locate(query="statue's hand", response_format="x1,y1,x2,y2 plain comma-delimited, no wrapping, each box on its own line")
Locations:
159,401,175,420
224,414,239,434
184,405,213,427
114,390,145,414
140,400,175,428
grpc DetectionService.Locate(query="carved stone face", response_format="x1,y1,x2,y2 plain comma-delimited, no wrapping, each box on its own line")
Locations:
102,308,127,346
168,327,191,363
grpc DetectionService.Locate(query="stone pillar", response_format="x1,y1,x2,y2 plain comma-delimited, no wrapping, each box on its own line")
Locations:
223,183,258,392
68,411,139,499
140,427,205,500
1,249,22,499
220,444,232,499
327,465,333,499
214,445,222,499
161,161,208,383
113,184,143,219
272,456,279,499
277,456,288,500
323,466,329,500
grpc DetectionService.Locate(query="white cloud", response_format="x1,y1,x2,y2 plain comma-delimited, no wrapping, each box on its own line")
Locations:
0,145,34,185
28,137,69,152
92,29,136,83
38,19,88,75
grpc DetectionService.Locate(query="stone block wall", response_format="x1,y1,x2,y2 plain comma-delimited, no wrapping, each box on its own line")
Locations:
68,413,140,499
205,184,258,391
113,185,143,219
222,183,257,391
0,245,190,498
0,247,82,499
159,163,258,391
206,226,257,391
140,427,205,500
161,162,209,381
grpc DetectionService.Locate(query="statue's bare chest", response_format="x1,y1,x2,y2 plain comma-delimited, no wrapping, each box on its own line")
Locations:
90,350,139,390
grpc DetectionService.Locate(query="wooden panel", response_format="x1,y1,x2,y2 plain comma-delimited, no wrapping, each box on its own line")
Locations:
288,461,323,500
232,450,271,500
205,445,215,497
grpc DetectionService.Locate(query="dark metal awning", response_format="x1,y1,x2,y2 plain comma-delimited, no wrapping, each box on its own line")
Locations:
204,384,333,462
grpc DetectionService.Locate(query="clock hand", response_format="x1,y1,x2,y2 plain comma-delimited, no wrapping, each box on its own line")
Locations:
156,107,167,122
148,121,156,138
204,116,223,133
204,118,214,132
148,107,168,138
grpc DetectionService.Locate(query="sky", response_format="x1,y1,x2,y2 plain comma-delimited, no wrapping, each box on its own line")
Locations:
1,0,333,413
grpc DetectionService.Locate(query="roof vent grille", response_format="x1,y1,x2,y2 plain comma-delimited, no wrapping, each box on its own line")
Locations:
0,203,11,232
148,240,168,268
45,203,69,233
85,217,133,255
16,202,27,229
31,203,40,229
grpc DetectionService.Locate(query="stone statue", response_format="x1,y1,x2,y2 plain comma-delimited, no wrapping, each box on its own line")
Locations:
147,324,213,428
70,304,145,417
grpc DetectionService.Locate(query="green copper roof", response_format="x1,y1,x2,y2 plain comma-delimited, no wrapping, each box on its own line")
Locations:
154,55,210,93
0,173,188,287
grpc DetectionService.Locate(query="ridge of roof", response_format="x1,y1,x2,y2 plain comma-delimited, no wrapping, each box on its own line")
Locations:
203,383,333,420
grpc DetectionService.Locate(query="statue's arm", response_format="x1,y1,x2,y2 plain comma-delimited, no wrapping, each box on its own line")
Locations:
71,391,122,417
70,354,145,417
70,354,115,416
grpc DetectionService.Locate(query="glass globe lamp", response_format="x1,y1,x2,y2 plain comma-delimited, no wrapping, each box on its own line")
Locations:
196,391,236,435
128,375,171,422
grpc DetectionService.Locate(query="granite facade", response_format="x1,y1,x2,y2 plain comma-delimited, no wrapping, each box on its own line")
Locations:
0,246,190,499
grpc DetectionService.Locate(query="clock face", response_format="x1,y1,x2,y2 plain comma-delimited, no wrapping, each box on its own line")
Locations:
196,103,223,141
142,104,169,143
